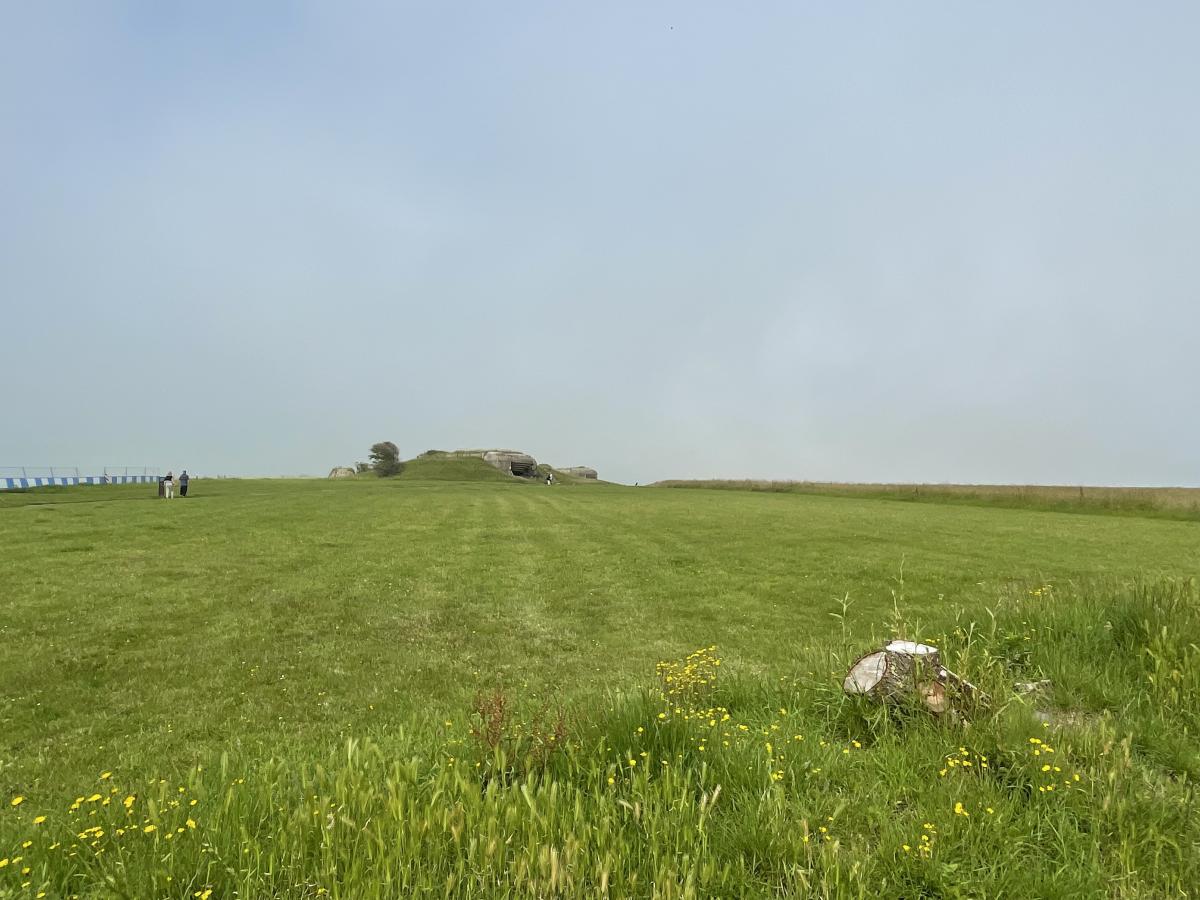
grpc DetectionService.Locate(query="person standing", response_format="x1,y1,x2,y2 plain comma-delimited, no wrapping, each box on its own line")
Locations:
179,470,190,497
163,471,174,499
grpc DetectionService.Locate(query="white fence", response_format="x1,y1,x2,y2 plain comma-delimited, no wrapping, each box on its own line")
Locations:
0,466,161,491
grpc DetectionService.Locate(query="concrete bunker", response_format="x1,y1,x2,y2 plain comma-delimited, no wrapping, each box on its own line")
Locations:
482,450,538,477
560,466,598,480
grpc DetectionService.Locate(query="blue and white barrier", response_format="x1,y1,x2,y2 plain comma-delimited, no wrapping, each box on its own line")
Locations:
0,475,160,491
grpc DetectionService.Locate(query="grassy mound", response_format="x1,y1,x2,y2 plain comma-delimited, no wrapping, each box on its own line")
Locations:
394,455,521,482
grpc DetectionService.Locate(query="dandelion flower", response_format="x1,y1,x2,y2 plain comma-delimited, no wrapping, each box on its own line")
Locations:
33,816,46,825
10,797,23,807
143,825,157,834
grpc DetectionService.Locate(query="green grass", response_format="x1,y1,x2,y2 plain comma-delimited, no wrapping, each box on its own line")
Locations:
654,479,1200,522
1,477,1197,897
395,455,521,482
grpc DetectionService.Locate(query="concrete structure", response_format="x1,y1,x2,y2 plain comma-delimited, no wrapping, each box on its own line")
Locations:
482,450,538,477
560,466,599,480
419,448,542,478
328,467,356,479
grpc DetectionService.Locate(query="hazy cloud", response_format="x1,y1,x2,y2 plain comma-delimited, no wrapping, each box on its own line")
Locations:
2,2,1196,485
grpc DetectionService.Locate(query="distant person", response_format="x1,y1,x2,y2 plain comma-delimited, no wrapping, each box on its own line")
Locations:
163,471,174,499
179,470,190,497
158,476,165,498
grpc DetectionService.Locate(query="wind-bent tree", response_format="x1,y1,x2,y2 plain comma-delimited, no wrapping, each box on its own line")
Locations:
368,441,402,477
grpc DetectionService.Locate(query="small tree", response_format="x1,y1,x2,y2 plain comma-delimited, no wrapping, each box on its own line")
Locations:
368,441,402,477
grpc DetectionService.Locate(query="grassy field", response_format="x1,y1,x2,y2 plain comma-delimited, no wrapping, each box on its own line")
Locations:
1,472,1198,897
654,479,1200,522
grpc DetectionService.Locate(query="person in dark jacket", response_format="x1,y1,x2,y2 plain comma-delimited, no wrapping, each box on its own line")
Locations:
179,470,190,497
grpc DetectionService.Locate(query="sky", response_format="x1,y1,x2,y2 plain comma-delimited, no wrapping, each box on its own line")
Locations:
2,2,1197,485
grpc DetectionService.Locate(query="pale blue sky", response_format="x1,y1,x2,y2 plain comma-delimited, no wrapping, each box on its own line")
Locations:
2,2,1197,484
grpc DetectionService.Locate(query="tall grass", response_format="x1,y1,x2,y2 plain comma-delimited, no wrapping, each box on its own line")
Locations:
653,480,1200,521
3,579,1196,898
